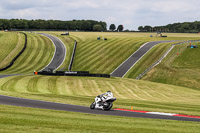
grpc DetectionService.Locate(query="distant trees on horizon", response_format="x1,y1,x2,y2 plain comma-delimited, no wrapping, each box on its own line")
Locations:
138,21,200,33
0,19,107,31
2,18,199,33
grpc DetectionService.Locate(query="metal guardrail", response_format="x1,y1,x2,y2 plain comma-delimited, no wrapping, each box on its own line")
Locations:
68,40,77,71
136,40,200,80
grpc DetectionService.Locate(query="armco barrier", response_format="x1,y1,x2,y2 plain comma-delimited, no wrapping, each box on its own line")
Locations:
0,32,27,71
68,40,77,71
37,71,110,78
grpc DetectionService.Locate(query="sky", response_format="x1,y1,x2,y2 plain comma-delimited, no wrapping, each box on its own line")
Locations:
0,0,200,30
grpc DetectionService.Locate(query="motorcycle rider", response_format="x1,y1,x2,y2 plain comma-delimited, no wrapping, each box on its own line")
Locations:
90,90,116,110
96,91,113,104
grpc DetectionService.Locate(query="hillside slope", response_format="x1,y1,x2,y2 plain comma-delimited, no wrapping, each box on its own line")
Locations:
0,32,25,69
0,32,55,74
143,42,200,90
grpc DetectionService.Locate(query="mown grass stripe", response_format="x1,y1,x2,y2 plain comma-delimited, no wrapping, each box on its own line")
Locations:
16,33,42,73
0,76,26,92
3,33,36,73
74,39,124,70
0,32,24,69
47,76,59,94
89,39,136,73
27,76,41,93
74,40,117,62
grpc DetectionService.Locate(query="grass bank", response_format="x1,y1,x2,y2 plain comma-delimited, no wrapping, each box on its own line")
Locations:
143,42,200,90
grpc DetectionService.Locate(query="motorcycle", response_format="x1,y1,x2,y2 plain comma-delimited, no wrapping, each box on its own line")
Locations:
90,94,116,111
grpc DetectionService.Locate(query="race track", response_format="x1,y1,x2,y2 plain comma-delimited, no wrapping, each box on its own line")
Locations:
111,41,175,77
0,95,199,122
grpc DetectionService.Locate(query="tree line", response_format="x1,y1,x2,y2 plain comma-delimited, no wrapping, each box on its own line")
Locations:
138,21,200,33
0,19,107,31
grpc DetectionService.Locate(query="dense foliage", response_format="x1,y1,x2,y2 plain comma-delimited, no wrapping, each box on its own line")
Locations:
117,25,124,32
0,19,107,31
138,21,200,33
109,24,116,31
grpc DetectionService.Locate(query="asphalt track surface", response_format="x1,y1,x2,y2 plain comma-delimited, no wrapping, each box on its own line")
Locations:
1,39,199,122
0,74,21,79
39,33,66,71
0,95,199,122
111,41,175,77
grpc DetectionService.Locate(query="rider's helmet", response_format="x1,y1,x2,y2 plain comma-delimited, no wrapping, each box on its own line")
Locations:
106,91,113,97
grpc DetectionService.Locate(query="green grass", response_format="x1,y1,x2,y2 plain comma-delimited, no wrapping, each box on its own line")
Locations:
0,75,200,116
1,104,200,133
0,32,25,69
142,42,200,90
0,32,55,74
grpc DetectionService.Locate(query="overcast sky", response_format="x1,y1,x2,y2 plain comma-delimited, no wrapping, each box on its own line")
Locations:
0,0,200,30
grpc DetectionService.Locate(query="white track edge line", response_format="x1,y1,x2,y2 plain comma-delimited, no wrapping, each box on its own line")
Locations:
146,112,177,116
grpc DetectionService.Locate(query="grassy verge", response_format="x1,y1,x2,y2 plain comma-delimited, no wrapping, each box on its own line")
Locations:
1,104,200,133
0,75,200,116
143,42,200,90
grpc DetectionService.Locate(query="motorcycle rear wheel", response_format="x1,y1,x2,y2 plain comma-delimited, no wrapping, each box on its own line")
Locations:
90,102,95,109
103,102,113,111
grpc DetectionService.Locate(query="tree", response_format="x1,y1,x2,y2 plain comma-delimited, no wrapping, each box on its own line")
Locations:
138,26,144,31
99,21,107,31
143,25,152,32
109,24,116,31
117,25,123,32
93,24,103,31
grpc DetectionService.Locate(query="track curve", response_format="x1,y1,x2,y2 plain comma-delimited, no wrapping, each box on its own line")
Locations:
0,95,199,122
111,41,176,77
39,33,66,71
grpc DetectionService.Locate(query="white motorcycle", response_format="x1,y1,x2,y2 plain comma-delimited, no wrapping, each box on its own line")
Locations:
90,92,116,111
